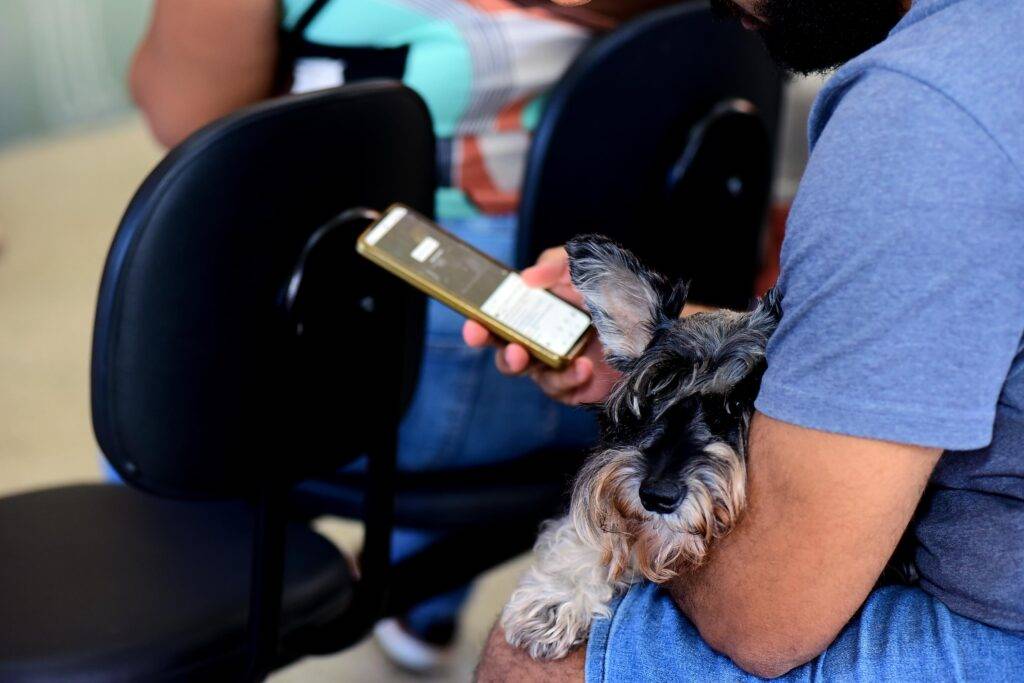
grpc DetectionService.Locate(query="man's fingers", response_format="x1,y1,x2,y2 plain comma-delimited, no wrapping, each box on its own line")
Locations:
463,322,531,374
537,245,569,266
529,356,594,397
467,321,567,379
522,246,587,308
521,260,564,288
522,247,569,288
462,319,492,348
549,283,585,308
495,343,532,375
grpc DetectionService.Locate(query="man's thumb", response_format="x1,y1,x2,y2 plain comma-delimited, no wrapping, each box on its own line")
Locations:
522,259,565,288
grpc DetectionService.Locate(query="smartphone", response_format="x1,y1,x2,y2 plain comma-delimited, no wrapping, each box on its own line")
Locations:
356,204,592,368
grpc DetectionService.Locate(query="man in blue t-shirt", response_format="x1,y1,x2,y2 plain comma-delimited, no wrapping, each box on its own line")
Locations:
468,0,1024,679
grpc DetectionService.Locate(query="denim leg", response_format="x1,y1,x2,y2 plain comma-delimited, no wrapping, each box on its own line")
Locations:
386,525,471,633
403,584,474,634
586,582,1024,682
99,454,121,482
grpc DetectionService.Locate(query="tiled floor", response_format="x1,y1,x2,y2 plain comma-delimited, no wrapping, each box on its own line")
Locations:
0,118,526,682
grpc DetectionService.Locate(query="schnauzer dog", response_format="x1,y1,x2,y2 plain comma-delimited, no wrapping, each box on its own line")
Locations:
501,235,782,661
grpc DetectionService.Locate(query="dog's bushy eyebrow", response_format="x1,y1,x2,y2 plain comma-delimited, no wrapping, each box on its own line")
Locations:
703,354,764,397
674,289,781,390
612,303,776,414
710,328,768,381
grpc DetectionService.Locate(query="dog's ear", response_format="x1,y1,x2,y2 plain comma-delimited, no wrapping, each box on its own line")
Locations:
746,287,782,338
566,235,683,367
662,278,690,321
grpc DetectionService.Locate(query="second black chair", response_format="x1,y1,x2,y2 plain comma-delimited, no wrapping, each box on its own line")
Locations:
518,1,783,309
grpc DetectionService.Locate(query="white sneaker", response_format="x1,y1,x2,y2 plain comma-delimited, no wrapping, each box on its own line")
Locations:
372,618,455,674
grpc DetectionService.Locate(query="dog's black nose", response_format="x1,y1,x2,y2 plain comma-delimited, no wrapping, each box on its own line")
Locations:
639,480,684,514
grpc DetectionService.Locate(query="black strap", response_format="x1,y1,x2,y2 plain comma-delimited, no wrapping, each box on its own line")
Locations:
276,0,333,92
292,0,333,37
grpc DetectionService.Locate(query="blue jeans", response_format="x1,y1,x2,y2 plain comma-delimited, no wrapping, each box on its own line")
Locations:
586,582,1024,682
353,213,597,631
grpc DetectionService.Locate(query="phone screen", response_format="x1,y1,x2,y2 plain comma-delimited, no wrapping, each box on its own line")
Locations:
361,206,591,359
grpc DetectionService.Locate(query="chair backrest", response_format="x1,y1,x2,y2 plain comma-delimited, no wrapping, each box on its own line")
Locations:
518,2,783,309
92,82,434,500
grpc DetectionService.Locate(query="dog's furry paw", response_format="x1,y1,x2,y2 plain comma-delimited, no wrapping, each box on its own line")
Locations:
500,516,622,660
501,591,591,660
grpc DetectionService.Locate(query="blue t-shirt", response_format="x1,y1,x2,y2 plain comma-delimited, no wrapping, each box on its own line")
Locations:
755,0,1024,632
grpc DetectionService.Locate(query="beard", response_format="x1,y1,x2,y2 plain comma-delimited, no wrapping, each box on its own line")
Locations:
711,0,907,75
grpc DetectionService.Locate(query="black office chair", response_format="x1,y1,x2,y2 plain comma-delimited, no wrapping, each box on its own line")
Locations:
291,0,784,601
518,1,783,309
0,82,437,682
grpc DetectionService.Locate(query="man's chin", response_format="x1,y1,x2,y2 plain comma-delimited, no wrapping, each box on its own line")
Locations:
751,1,908,76
759,39,845,76
757,31,876,76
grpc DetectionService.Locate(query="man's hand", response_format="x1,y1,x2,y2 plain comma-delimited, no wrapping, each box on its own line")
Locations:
463,245,717,404
462,247,620,405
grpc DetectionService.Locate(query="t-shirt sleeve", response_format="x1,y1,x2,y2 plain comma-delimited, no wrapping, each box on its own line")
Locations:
755,68,1024,450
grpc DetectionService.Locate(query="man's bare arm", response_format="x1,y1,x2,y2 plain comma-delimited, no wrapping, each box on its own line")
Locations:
130,0,279,147
669,413,940,678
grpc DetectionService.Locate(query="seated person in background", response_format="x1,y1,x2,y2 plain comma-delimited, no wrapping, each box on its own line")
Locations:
128,0,673,671
469,0,1024,680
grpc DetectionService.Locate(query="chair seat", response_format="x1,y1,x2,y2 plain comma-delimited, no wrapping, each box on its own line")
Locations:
0,484,352,682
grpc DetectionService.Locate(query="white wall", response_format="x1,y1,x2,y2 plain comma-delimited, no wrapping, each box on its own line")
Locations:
774,74,826,202
0,0,151,149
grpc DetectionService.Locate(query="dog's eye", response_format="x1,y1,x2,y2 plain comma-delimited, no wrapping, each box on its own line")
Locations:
701,397,730,431
725,397,745,416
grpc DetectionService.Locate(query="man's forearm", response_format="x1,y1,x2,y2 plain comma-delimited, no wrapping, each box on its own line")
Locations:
666,414,939,678
666,525,848,678
477,623,585,682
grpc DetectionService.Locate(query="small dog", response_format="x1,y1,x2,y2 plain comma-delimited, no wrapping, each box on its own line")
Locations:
501,235,782,660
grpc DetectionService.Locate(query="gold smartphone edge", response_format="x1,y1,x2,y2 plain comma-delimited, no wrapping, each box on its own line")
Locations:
356,212,590,369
